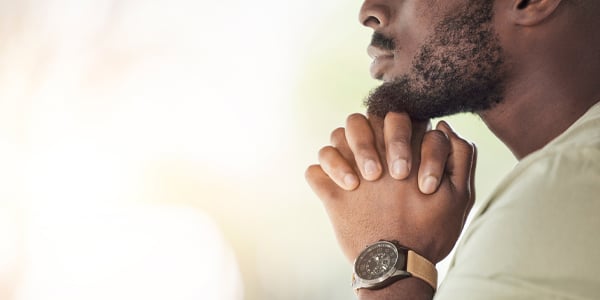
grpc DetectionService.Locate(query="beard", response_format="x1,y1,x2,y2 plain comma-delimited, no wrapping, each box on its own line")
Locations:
365,2,507,120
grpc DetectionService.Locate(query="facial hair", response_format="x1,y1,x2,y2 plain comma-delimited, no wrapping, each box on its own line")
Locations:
365,2,506,120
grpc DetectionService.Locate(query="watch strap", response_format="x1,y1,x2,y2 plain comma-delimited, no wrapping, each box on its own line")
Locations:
407,250,437,290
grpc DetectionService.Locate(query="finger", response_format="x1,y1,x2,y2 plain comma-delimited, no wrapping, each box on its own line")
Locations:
330,127,361,184
305,164,345,202
468,143,478,209
461,143,478,227
345,113,382,181
318,146,360,191
366,114,386,155
436,121,475,196
418,129,451,194
330,127,355,163
383,112,413,179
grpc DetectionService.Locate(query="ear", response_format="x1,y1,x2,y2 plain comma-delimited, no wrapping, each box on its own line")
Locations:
510,0,564,26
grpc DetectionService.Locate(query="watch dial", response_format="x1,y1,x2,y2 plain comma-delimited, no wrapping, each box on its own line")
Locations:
356,242,400,280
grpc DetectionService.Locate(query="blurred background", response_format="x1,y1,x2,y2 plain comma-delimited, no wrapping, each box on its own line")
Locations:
0,0,516,299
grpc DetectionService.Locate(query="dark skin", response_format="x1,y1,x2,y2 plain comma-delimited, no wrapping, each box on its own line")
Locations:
308,116,475,299
483,0,600,159
306,0,600,299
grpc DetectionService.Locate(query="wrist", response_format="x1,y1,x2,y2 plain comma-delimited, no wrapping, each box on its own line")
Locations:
352,240,438,292
358,277,434,300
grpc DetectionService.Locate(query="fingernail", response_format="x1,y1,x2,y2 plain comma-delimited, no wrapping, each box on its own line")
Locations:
364,160,379,178
392,159,409,179
421,175,438,194
344,174,358,189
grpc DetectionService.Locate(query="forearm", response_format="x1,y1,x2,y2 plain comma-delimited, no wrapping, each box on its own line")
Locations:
358,278,434,300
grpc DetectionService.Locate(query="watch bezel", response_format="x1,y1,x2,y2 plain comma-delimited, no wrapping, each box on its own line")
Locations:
352,241,410,289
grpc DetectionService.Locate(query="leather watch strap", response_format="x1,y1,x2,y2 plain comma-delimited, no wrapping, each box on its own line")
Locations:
407,250,438,290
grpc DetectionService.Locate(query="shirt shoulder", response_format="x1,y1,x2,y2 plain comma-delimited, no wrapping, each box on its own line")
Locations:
436,104,600,300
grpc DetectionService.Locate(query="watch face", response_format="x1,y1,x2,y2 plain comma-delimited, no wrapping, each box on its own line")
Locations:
355,241,404,281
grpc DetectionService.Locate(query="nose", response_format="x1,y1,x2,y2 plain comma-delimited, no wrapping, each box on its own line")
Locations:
359,0,390,30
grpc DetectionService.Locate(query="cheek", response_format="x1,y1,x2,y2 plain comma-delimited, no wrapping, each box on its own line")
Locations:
383,56,412,82
490,12,512,61
385,5,439,80
382,30,427,82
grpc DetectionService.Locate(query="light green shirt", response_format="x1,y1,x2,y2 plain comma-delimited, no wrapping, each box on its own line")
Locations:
436,102,600,299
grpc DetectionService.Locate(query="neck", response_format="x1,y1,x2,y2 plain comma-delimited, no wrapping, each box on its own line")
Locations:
480,3,600,160
479,68,600,160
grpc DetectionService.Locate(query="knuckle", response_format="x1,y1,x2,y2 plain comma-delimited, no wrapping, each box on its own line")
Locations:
330,127,345,144
386,111,410,122
426,129,450,143
318,146,336,161
424,130,451,149
455,139,475,155
346,113,366,125
304,164,321,181
322,187,340,201
388,139,410,150
354,142,375,156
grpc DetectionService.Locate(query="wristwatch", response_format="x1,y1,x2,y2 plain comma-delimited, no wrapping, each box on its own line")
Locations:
351,240,437,291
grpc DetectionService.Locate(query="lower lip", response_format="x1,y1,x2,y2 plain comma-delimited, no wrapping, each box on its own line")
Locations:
370,56,394,80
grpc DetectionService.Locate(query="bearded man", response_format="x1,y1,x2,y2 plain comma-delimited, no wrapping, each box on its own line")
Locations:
306,0,600,299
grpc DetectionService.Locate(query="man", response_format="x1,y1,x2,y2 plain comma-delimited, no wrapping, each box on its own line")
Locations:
306,0,600,299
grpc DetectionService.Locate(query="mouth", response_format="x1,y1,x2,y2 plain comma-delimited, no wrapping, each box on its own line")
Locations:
367,45,395,81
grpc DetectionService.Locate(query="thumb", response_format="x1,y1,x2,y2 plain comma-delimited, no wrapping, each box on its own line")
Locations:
436,121,476,197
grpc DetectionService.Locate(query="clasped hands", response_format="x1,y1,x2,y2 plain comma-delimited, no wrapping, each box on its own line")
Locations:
306,112,477,264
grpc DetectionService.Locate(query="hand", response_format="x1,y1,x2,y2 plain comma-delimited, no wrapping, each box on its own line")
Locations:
305,113,476,263
316,112,453,195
